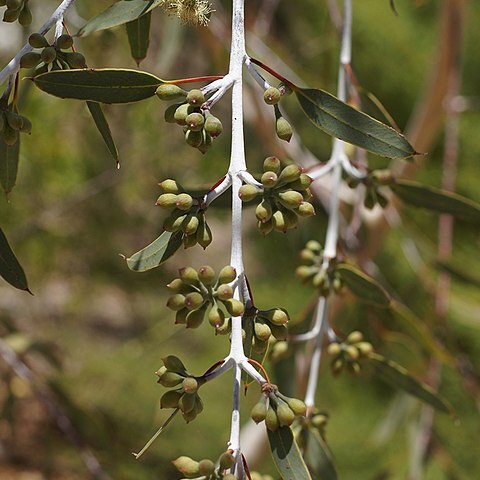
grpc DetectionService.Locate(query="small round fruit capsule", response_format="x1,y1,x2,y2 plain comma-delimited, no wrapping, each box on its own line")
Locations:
278,191,304,209
251,398,268,423
186,89,205,106
238,184,261,202
155,193,178,208
175,193,193,211
172,456,200,477
261,171,277,188
265,406,279,431
198,265,215,285
160,390,183,409
347,331,363,344
276,402,295,426
276,116,293,142
255,200,273,223
297,201,315,217
18,5,33,26
174,103,190,125
3,7,20,23
198,459,215,476
208,305,224,328
41,46,57,64
158,178,182,194
20,52,41,69
204,113,223,137
263,87,281,105
254,322,272,342
166,294,186,311
327,342,342,357
65,52,86,68
263,156,281,173
156,83,187,101
216,283,233,301
184,292,204,311
218,266,236,284
278,164,302,185
56,34,74,50
222,298,244,317
179,266,199,285
185,112,204,132
28,33,49,48
185,129,203,148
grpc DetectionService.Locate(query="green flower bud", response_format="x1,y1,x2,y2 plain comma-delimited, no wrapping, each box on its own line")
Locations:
251,397,268,423
270,341,288,361
185,112,204,132
155,365,167,378
263,156,281,173
344,345,360,361
263,308,289,326
239,184,261,202
357,341,373,356
272,210,287,233
198,265,215,285
261,171,278,188
285,397,307,416
167,278,186,292
182,214,199,235
204,113,223,138
276,402,295,426
297,201,315,217
65,52,86,68
18,5,32,26
186,89,205,106
222,298,244,317
197,130,212,154
160,390,182,408
215,318,231,335
265,406,279,431
347,361,361,375
186,304,207,328
40,46,56,64
179,266,200,285
295,265,316,281
311,414,328,429
162,355,187,373
182,376,198,393
175,193,194,210
6,0,21,9
312,271,328,289
372,169,394,185
56,34,74,50
254,322,271,342
183,233,197,249
327,342,342,357
3,126,18,146
278,164,302,186
263,87,281,105
288,173,312,190
278,190,303,209
255,199,273,223
216,283,233,300
156,83,187,101
155,192,178,208
276,116,293,142
175,308,189,325
20,52,41,69
299,248,315,263
18,116,31,134
331,357,344,375
166,294,186,311
182,407,198,423
347,331,363,344
257,220,273,236
218,266,236,284
219,451,235,470
196,218,212,249
184,292,204,310
174,103,190,125
172,456,200,477
208,305,225,328
306,240,322,252
252,336,268,354
28,33,49,48
185,129,203,148
163,210,187,232
158,371,184,387
198,459,215,476
3,7,20,22
158,178,182,194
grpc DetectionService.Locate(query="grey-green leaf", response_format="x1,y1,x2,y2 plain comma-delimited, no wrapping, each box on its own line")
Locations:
126,231,183,272
295,88,415,159
391,179,480,223
0,136,20,196
33,69,163,104
86,101,119,164
336,263,391,307
267,426,313,480
303,428,338,480
78,0,164,37
0,227,30,292
126,11,151,65
369,353,454,415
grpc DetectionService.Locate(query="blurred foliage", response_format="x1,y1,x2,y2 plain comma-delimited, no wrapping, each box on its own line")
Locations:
1,0,480,479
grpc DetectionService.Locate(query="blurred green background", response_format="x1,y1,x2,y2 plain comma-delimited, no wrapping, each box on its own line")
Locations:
1,0,480,479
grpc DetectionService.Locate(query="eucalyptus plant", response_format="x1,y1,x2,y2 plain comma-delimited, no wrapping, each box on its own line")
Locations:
1,0,479,479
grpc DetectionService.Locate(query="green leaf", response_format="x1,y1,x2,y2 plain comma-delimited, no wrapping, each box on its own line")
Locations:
126,11,151,65
267,426,312,480
303,428,338,480
86,101,119,164
335,263,391,307
295,88,415,159
389,300,453,364
33,69,163,104
0,136,20,196
78,0,164,37
369,353,454,415
435,259,480,288
0,227,30,292
391,179,480,223
126,230,183,272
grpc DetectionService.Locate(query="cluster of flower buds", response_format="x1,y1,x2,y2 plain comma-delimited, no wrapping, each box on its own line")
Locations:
156,85,223,154
20,33,86,74
295,240,343,296
239,157,315,235
348,169,394,210
166,265,244,333
247,308,289,354
1,0,31,25
262,85,294,142
0,104,31,145
157,179,212,249
172,450,236,479
156,355,204,423
250,384,307,431
327,331,373,376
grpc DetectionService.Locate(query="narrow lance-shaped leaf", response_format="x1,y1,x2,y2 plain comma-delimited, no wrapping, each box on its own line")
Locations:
391,179,480,223
126,230,183,272
33,69,164,104
0,227,30,292
303,428,338,480
78,0,164,37
295,88,415,159
267,426,313,480
0,136,20,196
336,263,391,307
126,11,152,65
368,352,454,415
86,101,119,165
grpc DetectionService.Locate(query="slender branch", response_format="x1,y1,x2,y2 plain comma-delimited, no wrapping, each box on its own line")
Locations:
0,0,77,85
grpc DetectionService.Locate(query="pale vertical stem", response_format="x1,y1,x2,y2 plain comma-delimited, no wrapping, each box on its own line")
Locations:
304,297,328,409
227,363,243,456
0,0,77,84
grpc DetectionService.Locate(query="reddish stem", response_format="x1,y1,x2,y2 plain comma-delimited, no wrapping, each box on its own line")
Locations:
247,358,270,383
166,75,224,85
248,57,297,90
